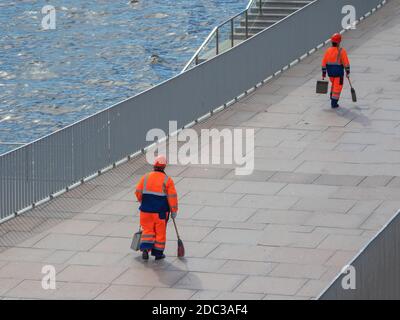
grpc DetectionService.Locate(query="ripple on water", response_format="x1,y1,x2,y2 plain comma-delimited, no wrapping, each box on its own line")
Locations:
0,0,248,155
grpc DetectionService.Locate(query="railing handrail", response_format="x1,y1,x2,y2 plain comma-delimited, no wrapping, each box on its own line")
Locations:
246,0,258,10
182,25,219,72
182,0,258,72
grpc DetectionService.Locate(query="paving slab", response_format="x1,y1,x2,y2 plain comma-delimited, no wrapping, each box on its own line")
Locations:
203,228,263,245
216,292,264,300
293,198,356,213
165,258,226,273
268,172,320,184
192,206,256,222
96,285,152,300
57,265,128,284
0,278,22,296
0,248,53,263
324,251,358,267
174,272,244,291
180,191,243,207
48,220,100,235
216,221,266,230
163,241,219,258
236,276,306,295
51,282,109,300
296,280,331,297
248,209,312,225
189,290,220,300
317,234,371,251
258,230,327,249
266,247,334,265
222,169,275,181
1,1,400,300
387,177,400,188
216,260,276,276
0,262,66,281
304,212,366,229
359,175,394,188
2,280,59,299
113,268,187,287
235,194,299,210
224,181,286,195
90,237,133,254
42,251,76,264
207,244,274,262
33,234,104,251
277,184,338,198
143,287,195,300
89,221,138,238
176,178,234,192
269,263,327,280
66,252,127,266
264,294,311,300
313,174,365,187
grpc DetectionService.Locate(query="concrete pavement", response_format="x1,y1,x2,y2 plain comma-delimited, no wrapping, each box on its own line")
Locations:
1,0,400,300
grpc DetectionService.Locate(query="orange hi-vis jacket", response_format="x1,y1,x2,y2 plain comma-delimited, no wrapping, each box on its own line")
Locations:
322,47,350,78
135,171,178,219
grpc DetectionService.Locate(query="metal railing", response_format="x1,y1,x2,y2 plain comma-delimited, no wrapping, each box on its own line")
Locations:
182,0,259,72
319,209,400,299
0,0,386,222
182,0,319,72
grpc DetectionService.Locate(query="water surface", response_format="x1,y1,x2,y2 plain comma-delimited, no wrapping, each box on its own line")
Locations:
0,0,248,154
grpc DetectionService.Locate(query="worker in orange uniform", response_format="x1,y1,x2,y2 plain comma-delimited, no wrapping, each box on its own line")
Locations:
322,33,351,109
135,155,178,260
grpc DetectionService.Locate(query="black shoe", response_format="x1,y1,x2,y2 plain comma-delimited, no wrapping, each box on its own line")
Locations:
331,104,339,109
155,254,166,260
142,250,149,260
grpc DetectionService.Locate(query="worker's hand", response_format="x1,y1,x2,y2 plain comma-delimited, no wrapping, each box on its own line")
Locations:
171,212,177,220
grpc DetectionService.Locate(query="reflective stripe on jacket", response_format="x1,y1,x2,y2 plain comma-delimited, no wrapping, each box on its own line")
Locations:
135,171,178,217
322,47,350,77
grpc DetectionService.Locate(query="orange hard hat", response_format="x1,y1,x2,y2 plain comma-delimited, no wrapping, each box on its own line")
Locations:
153,155,167,168
331,33,342,44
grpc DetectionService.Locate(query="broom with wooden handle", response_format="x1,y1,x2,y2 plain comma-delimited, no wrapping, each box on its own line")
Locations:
172,217,185,258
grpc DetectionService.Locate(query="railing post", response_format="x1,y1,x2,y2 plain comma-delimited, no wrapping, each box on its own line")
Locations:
195,55,198,65
231,18,234,48
216,28,219,55
259,0,262,15
245,11,248,39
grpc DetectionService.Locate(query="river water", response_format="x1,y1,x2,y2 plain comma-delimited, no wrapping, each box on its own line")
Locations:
0,0,247,155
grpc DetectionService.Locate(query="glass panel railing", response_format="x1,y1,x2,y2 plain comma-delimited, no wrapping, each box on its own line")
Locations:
197,32,217,63
232,11,248,47
217,19,234,55
182,0,266,72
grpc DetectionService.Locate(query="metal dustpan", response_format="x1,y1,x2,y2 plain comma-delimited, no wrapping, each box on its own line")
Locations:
316,79,329,94
130,228,142,251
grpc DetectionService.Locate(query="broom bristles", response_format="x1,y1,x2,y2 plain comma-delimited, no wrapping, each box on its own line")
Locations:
177,239,185,257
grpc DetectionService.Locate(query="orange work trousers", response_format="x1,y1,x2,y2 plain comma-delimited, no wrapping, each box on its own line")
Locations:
139,211,167,255
330,76,344,102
